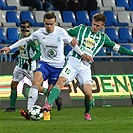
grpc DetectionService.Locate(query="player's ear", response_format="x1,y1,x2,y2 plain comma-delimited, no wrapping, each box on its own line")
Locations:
102,23,105,28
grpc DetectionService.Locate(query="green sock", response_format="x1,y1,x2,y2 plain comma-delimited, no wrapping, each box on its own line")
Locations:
10,90,17,108
84,98,93,114
47,86,60,105
43,88,48,96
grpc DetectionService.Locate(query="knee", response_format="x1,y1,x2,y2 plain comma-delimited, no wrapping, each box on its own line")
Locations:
56,77,66,87
38,87,44,92
32,80,38,86
85,91,91,97
32,78,42,87
84,88,92,97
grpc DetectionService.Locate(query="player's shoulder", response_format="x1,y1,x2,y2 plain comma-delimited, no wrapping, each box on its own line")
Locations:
79,24,86,27
55,26,66,31
55,26,67,34
33,27,47,36
36,27,45,32
99,30,106,36
72,24,86,30
76,24,86,28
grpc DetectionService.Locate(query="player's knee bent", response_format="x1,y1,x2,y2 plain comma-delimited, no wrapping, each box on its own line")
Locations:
32,80,42,88
85,91,92,98
56,77,66,87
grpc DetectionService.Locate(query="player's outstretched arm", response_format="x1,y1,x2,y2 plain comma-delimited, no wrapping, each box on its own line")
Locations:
112,44,133,56
0,37,31,54
118,45,133,56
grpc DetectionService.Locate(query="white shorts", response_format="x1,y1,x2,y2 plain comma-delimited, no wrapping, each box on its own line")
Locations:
60,56,93,85
12,66,34,82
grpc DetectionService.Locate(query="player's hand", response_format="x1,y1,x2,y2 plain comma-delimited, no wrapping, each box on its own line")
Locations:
0,47,10,54
11,50,20,60
71,38,78,47
81,54,94,62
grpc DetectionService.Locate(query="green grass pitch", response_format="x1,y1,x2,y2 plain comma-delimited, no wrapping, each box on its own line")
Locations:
0,106,133,133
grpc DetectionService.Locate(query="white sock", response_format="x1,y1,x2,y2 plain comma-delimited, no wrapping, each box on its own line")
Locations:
27,86,38,110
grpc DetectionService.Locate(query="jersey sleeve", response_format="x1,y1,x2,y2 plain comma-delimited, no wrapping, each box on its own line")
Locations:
67,25,82,37
61,28,73,43
9,35,34,50
29,40,41,61
103,34,116,48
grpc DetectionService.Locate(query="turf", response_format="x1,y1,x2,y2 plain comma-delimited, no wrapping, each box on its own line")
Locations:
0,106,133,133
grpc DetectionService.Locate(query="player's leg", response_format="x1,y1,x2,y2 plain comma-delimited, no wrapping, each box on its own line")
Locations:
20,71,43,120
43,66,64,111
27,71,43,110
3,66,24,112
83,84,93,120
43,62,76,111
3,81,18,112
77,66,93,120
21,61,51,120
55,96,62,111
45,83,62,111
42,76,66,111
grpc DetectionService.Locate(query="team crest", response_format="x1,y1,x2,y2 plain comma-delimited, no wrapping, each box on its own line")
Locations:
57,37,61,42
84,38,95,48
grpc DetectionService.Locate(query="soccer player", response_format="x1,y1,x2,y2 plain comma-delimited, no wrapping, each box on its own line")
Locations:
3,20,41,112
42,13,133,120
0,12,90,119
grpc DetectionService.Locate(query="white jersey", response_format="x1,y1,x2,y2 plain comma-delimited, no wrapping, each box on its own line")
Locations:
10,26,73,68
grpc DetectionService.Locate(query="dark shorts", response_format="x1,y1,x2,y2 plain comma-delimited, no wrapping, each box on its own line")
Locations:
35,61,62,85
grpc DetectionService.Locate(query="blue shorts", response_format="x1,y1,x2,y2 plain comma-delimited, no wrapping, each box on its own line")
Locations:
35,61,62,85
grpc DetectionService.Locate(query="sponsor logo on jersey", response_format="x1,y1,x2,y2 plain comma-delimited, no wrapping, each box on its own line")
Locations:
84,38,95,48
19,46,25,53
47,49,57,57
46,45,57,48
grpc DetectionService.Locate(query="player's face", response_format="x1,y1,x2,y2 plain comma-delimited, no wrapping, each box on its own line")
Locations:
44,18,56,33
20,23,30,36
91,20,104,33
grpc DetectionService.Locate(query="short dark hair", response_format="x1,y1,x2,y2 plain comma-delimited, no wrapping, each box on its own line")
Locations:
44,11,56,20
20,20,31,26
93,13,106,23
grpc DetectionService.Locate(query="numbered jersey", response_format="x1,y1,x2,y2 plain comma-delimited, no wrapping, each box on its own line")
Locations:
67,24,115,58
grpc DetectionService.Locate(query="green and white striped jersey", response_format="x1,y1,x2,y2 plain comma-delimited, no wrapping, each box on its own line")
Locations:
67,24,115,58
16,33,41,71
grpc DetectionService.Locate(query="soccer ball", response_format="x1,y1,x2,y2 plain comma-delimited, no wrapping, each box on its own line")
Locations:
28,105,44,121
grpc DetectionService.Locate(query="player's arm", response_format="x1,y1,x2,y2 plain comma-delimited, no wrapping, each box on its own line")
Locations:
113,44,133,56
104,35,133,56
0,36,33,54
67,24,83,37
62,28,94,62
30,40,41,61
71,39,94,62
22,39,41,69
